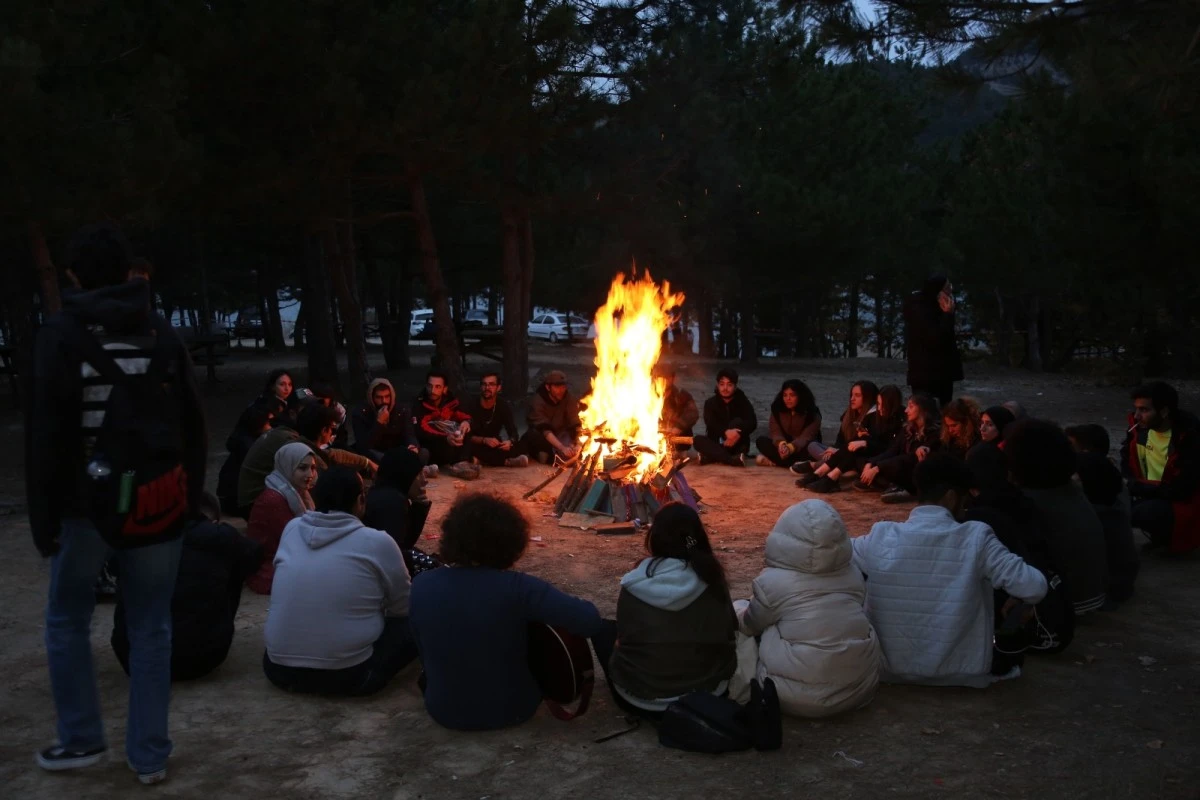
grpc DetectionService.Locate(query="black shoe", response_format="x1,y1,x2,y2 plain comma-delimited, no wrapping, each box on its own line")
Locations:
796,472,823,487
809,476,842,494
789,461,815,476
852,479,875,492
37,745,107,772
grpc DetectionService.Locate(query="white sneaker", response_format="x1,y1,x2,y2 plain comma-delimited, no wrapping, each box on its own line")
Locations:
128,759,168,785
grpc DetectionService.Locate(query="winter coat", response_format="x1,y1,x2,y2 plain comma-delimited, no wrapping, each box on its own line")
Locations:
351,378,419,456
526,385,582,438
265,511,411,670
903,288,963,387
851,505,1047,687
740,501,880,717
237,427,373,510
1121,410,1200,554
111,519,263,680
413,390,473,444
702,389,758,442
607,558,737,706
25,280,207,555
872,421,941,466
1022,483,1109,614
767,407,822,451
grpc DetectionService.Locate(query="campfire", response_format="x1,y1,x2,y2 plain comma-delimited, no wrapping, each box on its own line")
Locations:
525,269,701,530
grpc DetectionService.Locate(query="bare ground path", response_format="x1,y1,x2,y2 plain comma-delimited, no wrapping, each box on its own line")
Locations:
1,348,1198,799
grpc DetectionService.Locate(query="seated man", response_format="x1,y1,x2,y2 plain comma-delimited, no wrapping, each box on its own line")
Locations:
520,370,582,464
851,455,1047,687
350,378,421,462
1066,423,1139,604
111,493,263,681
294,382,349,448
412,370,478,479
1121,382,1200,554
238,402,376,514
693,368,757,466
263,467,417,697
655,362,699,455
462,372,529,468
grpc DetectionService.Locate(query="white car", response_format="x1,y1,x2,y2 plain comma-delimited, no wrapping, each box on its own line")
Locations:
527,313,592,343
409,309,434,337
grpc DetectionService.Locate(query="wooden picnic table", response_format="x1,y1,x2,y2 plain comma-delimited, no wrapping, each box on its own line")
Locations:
184,332,231,383
459,325,505,367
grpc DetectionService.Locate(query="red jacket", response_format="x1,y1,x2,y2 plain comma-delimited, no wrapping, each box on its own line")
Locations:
1122,411,1200,554
245,489,296,594
413,391,472,438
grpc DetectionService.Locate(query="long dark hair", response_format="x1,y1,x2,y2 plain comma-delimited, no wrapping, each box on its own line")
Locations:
771,379,819,418
262,369,293,398
644,503,730,601
841,380,879,443
907,393,940,439
877,384,905,427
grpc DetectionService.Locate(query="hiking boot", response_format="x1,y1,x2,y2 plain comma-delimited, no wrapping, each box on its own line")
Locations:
447,462,481,480
808,476,841,494
789,461,815,476
755,454,772,467
422,465,439,479
128,759,167,786
36,745,106,772
504,454,530,468
880,488,914,504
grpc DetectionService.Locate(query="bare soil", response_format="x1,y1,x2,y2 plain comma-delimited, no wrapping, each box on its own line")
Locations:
1,344,1198,799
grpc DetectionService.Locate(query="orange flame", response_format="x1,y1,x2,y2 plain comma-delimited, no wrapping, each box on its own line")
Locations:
580,267,685,481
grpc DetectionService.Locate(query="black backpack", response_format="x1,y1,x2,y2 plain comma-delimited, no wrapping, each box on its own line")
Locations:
658,678,783,754
60,315,190,548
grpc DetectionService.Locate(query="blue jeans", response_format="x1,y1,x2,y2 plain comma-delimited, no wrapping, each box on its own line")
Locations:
45,519,182,771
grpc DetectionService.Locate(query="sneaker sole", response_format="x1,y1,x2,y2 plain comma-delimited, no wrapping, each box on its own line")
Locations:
128,760,168,785
37,751,105,771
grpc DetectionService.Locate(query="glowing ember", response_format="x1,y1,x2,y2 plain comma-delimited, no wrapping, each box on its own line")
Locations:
580,268,685,482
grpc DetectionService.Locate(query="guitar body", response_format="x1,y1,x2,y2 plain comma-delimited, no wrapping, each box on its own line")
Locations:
527,622,595,720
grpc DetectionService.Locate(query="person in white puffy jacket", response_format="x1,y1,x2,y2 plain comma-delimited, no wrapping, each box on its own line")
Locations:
738,500,881,718
852,454,1048,688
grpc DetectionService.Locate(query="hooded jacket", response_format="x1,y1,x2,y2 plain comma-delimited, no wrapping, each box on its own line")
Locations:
741,501,880,717
527,384,582,437
1121,410,1200,554
767,406,822,450
264,511,411,670
25,280,207,555
351,378,419,455
852,505,1047,687
1021,482,1109,614
607,558,737,704
702,388,758,442
413,388,472,441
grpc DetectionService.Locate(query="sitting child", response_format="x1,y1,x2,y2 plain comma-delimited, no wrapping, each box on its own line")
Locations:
409,493,605,730
738,500,880,717
601,503,737,715
851,455,1047,687
111,492,263,681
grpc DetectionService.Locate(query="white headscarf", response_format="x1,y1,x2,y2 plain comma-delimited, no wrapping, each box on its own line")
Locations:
264,442,317,517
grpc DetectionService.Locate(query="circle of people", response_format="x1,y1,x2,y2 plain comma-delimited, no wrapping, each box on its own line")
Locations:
158,366,1195,731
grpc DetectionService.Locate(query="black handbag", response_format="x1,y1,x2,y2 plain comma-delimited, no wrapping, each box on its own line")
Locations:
658,678,782,754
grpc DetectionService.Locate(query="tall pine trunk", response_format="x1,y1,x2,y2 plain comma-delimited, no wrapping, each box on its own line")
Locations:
847,281,860,358
259,257,286,350
323,217,370,403
739,290,757,365
408,170,465,393
305,232,339,387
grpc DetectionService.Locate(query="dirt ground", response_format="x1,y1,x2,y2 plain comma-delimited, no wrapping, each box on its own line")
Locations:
1,344,1198,799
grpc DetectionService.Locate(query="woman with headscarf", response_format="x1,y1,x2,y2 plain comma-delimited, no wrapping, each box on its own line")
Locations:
246,443,317,594
903,275,962,407
362,449,441,576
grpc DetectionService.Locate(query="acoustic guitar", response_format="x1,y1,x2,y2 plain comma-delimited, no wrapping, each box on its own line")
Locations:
527,622,594,721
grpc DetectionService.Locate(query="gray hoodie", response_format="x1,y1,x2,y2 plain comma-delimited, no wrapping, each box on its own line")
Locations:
265,511,411,670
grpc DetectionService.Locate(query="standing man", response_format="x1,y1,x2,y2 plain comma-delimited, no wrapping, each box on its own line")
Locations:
521,370,582,464
26,223,208,785
350,378,422,462
412,370,478,479
904,275,962,408
1122,382,1200,554
692,368,757,466
655,362,699,455
462,373,529,468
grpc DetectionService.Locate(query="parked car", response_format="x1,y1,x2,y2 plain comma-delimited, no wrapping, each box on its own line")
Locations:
528,313,592,343
410,309,434,338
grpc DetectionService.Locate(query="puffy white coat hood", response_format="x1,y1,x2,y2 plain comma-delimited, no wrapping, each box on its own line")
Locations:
741,500,880,718
621,557,708,611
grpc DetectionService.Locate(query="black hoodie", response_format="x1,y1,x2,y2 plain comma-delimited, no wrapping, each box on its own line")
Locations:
25,280,207,555
702,388,758,441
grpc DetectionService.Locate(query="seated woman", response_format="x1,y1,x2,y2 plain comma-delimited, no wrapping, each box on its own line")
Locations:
601,503,737,717
794,381,878,473
409,493,605,731
966,405,1016,490
941,397,982,460
854,393,940,504
257,369,300,429
264,467,416,696
738,500,880,717
246,443,316,594
800,385,904,494
755,380,822,468
362,448,440,577
217,404,273,519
